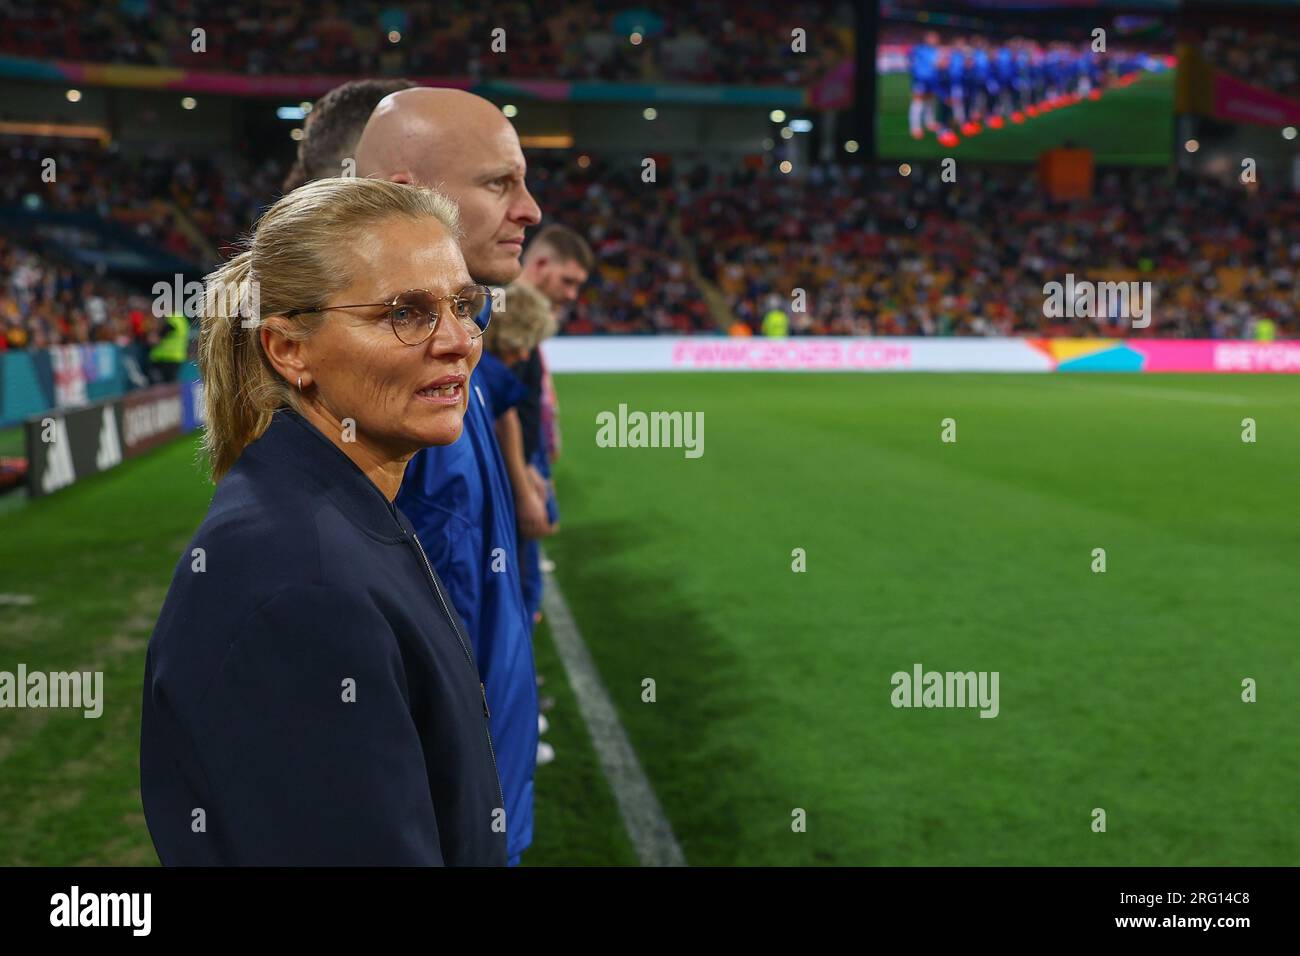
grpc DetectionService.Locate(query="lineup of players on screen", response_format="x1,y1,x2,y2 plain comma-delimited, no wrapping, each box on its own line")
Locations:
905,31,1159,146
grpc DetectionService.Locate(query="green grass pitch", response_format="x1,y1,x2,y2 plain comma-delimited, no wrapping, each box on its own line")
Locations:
876,69,1175,165
1,372,1296,865
544,372,1299,865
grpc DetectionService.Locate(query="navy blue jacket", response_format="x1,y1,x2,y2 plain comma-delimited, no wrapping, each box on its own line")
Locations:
140,407,507,866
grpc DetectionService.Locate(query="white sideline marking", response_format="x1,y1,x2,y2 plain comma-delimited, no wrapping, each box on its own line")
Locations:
540,552,686,867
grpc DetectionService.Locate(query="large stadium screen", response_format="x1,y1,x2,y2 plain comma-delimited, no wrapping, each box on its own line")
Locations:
877,0,1177,163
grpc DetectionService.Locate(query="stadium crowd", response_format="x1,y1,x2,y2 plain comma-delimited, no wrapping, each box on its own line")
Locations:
1198,23,1300,100
3,141,1298,345
525,154,710,335
1,138,284,263
537,153,1298,339
0,0,853,86
681,162,1300,339
0,235,154,351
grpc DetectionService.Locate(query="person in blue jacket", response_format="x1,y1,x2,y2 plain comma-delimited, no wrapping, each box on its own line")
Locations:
994,42,1017,115
968,37,993,123
356,87,544,866
945,37,969,128
140,178,506,865
478,282,559,632
909,31,941,139
473,281,552,530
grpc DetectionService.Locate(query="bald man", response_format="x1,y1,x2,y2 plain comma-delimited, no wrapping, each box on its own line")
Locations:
358,92,551,532
356,88,544,867
356,89,541,285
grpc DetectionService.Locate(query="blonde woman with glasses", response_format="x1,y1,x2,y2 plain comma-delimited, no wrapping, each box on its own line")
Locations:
140,177,506,866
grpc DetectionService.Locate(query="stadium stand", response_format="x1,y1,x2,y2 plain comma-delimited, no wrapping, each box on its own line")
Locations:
1197,23,1300,100
3,142,1297,343
1,137,284,263
0,234,155,352
0,0,854,86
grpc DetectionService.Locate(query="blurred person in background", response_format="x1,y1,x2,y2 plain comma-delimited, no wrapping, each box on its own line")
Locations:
355,86,545,865
516,225,592,583
479,281,554,569
761,294,789,338
148,310,189,383
478,279,561,761
141,177,506,866
282,77,414,192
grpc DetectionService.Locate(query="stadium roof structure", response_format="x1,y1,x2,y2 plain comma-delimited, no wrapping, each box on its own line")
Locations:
0,54,835,109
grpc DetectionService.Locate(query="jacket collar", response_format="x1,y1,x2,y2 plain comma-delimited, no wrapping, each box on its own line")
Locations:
246,406,408,541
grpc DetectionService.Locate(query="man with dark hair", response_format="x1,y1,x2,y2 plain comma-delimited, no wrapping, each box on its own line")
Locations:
281,78,415,192
521,224,595,305
517,225,594,487
508,224,594,539
512,225,593,644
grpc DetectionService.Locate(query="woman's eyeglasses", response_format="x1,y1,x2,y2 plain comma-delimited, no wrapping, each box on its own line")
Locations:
283,285,492,345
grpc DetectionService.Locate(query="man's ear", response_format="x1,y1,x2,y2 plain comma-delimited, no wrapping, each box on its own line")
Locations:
259,316,308,386
387,170,414,185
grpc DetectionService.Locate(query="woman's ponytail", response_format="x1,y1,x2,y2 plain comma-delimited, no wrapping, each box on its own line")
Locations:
198,251,280,481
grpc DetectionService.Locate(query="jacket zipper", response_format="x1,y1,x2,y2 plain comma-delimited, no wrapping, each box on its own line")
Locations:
405,526,506,815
